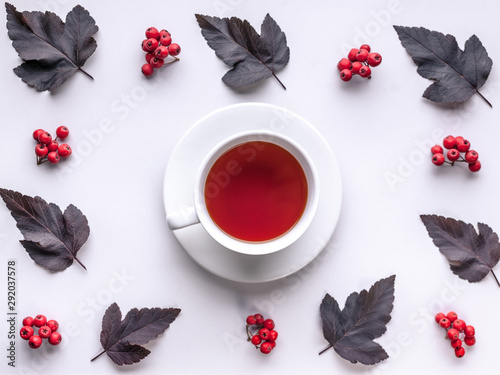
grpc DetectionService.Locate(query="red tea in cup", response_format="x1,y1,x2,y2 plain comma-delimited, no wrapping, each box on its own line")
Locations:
204,141,308,242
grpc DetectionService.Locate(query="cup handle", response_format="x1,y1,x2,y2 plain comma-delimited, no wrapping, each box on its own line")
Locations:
167,206,200,230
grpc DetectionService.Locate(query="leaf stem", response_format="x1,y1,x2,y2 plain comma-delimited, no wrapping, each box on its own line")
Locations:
78,67,94,80
90,350,106,362
476,90,492,108
318,344,333,355
272,72,286,90
74,256,87,271
491,270,500,287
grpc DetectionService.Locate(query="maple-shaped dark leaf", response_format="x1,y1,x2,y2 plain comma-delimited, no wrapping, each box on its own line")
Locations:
394,26,493,107
0,188,89,271
319,275,395,365
195,13,289,89
5,2,98,92
91,302,181,366
420,214,500,286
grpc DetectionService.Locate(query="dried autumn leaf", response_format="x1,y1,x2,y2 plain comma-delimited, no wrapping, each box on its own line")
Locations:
0,188,89,271
91,303,181,366
195,13,289,89
319,275,395,365
394,26,493,107
5,2,98,92
420,214,500,286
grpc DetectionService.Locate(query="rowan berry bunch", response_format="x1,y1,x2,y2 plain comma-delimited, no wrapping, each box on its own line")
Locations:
435,311,476,358
20,315,62,349
141,27,181,77
33,126,72,165
431,135,481,172
337,44,382,82
246,313,278,354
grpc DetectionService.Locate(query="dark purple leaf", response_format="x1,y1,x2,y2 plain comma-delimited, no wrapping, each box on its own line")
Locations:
394,26,492,107
93,302,181,366
320,275,395,365
5,2,98,92
420,215,500,285
0,188,89,271
195,13,289,89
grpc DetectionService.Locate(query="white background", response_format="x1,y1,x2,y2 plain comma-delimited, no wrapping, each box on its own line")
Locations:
1,0,500,374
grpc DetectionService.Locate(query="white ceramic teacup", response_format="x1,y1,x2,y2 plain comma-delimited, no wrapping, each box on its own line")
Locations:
166,130,319,256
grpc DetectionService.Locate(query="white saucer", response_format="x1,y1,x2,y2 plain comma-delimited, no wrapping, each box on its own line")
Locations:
163,103,342,283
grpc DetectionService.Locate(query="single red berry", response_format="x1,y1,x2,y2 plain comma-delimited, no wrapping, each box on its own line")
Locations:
359,65,371,78
340,69,352,82
47,140,59,152
464,325,475,337
168,43,181,56
455,346,465,358
367,52,382,67
33,129,45,141
337,57,352,71
454,136,464,143
145,52,155,63
453,319,466,332
254,314,264,325
348,48,359,62
150,57,165,69
47,152,60,164
260,341,273,354
154,46,169,59
450,339,462,349
443,135,456,149
263,319,275,330
56,126,69,139
20,326,34,340
38,132,52,145
356,49,369,62
23,316,34,327
447,149,460,162
446,311,458,323
258,328,270,341
359,44,371,52
468,160,481,172
35,144,48,158
145,27,160,40
464,336,476,346
439,317,451,329
447,328,460,340
431,145,444,154
47,320,59,332
269,341,276,349
33,315,47,327
465,150,478,164
48,331,62,346
251,335,261,346
159,33,172,46
246,315,257,325
351,61,362,74
456,139,470,152
159,29,170,37
58,144,72,158
432,153,445,166
144,38,159,52
29,335,43,349
142,63,154,77
268,330,278,342
141,39,150,52
38,325,52,339
435,313,445,323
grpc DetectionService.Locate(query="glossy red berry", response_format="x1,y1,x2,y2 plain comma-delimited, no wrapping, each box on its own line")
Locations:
435,313,445,323
154,46,169,59
35,144,48,158
38,325,52,339
443,135,456,149
141,63,154,77
468,160,481,172
141,39,150,52
159,33,172,46
464,325,475,337
251,335,261,345
145,52,155,63
38,132,52,145
33,315,47,328
269,341,276,349
268,329,278,342
254,314,264,325
455,346,465,358
450,339,462,349
447,328,460,340
144,38,159,52
48,332,62,346
58,144,72,158
340,69,352,82
356,49,369,62
33,129,45,141
359,44,371,52
447,149,460,162
453,319,466,332
337,58,352,71
359,65,371,78
246,315,257,325
47,152,60,164
47,140,59,152
260,341,273,354
145,27,160,40
446,311,458,323
431,145,443,154
351,61,362,74
348,48,359,62
464,336,476,346
150,57,165,69
168,43,181,56
56,126,69,139
29,335,42,349
456,138,470,152
20,326,34,340
439,317,451,329
47,320,59,332
367,52,382,67
258,328,270,341
432,153,445,166
465,150,479,164
263,319,275,330
23,316,34,327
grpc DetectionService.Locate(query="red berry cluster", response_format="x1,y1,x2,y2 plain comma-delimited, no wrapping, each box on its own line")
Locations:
246,314,278,354
20,315,61,349
337,44,382,82
431,135,481,172
33,127,72,165
141,27,181,77
435,311,476,358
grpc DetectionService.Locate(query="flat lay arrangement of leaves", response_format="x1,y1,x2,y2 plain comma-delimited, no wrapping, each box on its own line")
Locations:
0,188,89,271
91,303,181,366
319,275,396,365
5,2,98,92
195,13,290,89
421,215,500,287
394,26,493,107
